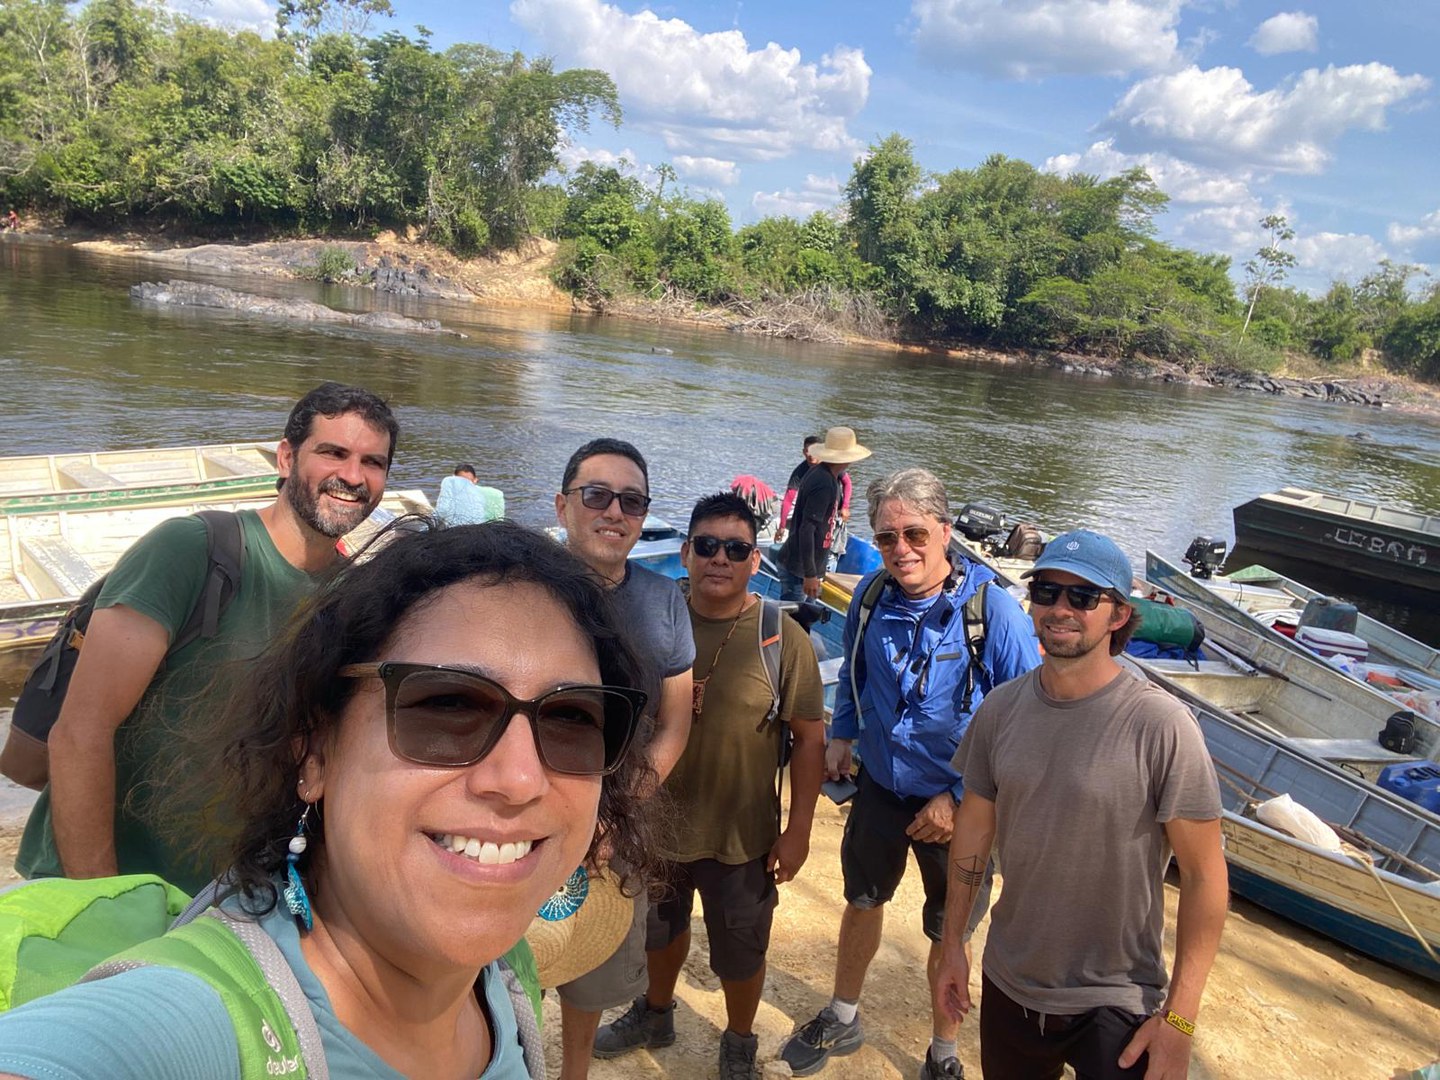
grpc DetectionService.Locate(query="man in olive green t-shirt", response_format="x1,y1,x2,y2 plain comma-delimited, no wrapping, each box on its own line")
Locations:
594,491,825,1080
16,382,399,893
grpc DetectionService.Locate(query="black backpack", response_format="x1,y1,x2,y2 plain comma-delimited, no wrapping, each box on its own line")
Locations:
0,511,246,789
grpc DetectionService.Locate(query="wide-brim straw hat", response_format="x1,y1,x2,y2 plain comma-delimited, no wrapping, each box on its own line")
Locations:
525,867,634,988
811,426,872,464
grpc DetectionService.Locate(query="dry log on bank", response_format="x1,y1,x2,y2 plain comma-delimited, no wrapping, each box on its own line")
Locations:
129,280,466,337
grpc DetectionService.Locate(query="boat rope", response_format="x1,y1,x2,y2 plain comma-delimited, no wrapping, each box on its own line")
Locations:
1342,843,1440,967
1214,761,1440,964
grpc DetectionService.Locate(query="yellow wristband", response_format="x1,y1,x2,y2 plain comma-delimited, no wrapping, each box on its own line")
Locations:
1163,1010,1195,1037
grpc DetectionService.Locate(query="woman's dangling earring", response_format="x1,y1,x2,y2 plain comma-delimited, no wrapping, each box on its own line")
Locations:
537,866,589,922
283,802,315,931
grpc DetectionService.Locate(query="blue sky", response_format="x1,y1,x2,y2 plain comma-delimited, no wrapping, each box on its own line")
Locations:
183,0,1437,294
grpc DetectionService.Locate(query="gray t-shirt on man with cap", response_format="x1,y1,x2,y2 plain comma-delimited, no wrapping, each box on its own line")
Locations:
953,666,1221,1017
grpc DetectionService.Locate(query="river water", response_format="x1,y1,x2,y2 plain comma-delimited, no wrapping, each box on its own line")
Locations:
2,237,1439,813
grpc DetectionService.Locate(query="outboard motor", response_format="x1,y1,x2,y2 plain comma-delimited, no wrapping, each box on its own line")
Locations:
954,504,1008,543
1183,535,1228,580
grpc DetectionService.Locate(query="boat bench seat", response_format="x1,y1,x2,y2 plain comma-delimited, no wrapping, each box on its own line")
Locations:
19,536,100,598
201,449,270,477
1284,737,1415,766
58,462,123,489
819,657,843,687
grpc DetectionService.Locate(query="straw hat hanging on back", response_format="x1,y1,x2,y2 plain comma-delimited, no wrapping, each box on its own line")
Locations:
524,866,634,988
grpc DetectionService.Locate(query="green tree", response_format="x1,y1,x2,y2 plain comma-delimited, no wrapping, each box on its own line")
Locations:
1239,213,1296,343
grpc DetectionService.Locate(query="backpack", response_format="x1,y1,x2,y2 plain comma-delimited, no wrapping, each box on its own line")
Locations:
0,510,245,789
847,570,991,730
752,599,792,832
0,874,546,1080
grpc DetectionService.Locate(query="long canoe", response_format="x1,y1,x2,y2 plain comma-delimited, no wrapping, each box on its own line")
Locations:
0,442,280,516
0,490,432,652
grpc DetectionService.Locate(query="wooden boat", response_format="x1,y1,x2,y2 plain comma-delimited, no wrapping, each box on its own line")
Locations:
0,442,280,516
1131,659,1440,983
0,490,433,652
1233,487,1440,597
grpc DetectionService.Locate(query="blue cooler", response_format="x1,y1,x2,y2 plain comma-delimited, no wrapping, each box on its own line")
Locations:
836,537,883,576
1377,762,1440,814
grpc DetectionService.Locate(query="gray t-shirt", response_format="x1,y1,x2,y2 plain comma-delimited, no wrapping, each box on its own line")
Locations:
953,666,1221,1015
612,562,696,719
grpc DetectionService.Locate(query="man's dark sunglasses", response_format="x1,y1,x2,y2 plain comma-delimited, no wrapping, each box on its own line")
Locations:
690,535,756,562
338,662,646,776
1027,580,1118,611
564,485,651,518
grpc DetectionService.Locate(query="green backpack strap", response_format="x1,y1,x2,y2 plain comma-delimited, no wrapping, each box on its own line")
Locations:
85,910,327,1080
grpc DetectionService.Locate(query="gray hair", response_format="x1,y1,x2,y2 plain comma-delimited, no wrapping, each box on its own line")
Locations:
866,467,950,529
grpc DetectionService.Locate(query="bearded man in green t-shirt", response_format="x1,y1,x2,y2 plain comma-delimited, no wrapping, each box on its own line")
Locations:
16,382,398,892
594,491,826,1080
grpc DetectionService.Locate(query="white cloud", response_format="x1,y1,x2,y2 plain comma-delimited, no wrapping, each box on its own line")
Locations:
555,144,663,188
1388,209,1440,262
1044,138,1253,205
752,175,844,219
510,0,869,161
1291,231,1389,283
673,156,741,187
1248,12,1319,56
165,0,276,36
1107,63,1430,173
909,0,1184,79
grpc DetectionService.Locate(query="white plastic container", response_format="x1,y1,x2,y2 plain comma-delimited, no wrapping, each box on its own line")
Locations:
1295,625,1370,662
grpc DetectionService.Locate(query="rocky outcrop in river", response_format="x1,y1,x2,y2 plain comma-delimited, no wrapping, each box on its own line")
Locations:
129,280,466,337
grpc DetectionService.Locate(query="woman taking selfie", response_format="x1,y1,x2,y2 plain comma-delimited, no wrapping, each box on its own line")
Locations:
0,521,656,1079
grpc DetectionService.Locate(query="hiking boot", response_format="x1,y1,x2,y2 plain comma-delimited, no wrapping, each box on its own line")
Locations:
719,1029,760,1080
918,1047,965,1079
592,996,676,1058
778,1006,864,1076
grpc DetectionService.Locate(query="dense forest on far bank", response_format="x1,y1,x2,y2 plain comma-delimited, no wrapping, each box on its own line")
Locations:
3,0,1438,382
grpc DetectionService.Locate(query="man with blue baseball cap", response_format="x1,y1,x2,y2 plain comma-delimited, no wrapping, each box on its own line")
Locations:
935,528,1228,1080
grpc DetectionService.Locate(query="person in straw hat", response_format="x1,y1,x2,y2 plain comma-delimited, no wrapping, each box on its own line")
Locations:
776,426,871,601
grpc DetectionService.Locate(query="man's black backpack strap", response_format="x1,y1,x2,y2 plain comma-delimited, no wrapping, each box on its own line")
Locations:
2,511,246,789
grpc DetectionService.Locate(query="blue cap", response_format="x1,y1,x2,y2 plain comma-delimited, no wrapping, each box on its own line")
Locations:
1021,529,1133,593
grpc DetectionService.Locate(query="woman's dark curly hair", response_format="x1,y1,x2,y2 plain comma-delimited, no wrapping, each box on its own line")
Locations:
161,518,661,911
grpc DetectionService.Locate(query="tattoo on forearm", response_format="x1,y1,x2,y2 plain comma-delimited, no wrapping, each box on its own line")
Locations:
951,855,985,888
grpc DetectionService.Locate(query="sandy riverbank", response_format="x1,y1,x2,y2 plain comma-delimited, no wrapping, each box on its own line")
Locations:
4,802,1434,1077
11,226,1440,416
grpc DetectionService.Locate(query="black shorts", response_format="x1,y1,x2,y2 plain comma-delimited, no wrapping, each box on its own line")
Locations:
980,974,1150,1080
647,857,778,982
840,769,992,942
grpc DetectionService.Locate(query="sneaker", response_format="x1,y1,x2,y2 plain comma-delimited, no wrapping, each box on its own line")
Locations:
719,1029,760,1080
778,1007,864,1076
592,996,676,1059
918,1048,965,1080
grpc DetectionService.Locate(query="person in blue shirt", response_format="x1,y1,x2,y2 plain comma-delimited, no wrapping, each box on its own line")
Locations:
436,463,505,524
780,467,1041,1080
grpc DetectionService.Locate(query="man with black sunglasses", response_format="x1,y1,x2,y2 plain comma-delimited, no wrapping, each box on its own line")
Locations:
781,468,1040,1080
937,529,1227,1080
596,491,825,1079
553,437,697,1080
